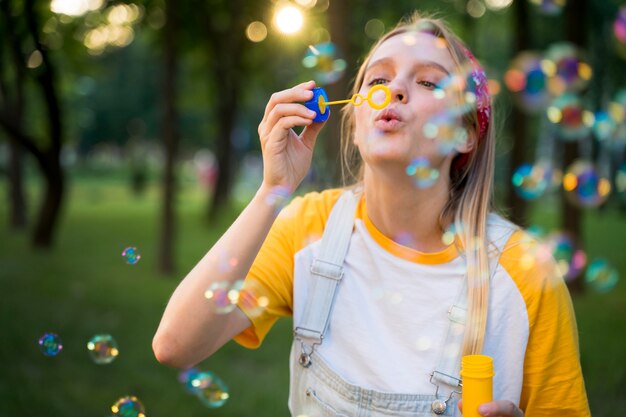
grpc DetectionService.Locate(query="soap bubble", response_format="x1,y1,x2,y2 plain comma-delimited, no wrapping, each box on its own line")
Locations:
235,279,270,318
87,334,119,364
423,111,468,156
511,163,548,200
190,371,230,408
546,93,593,141
616,164,626,200
178,367,201,393
545,232,587,281
405,158,439,188
38,332,63,356
562,160,611,208
544,43,592,95
122,247,141,265
529,0,566,16
204,281,237,314
111,396,145,417
504,51,550,113
585,258,619,293
302,42,346,85
591,110,617,141
614,6,626,44
609,89,626,145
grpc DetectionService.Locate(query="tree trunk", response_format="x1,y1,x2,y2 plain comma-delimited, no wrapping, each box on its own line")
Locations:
7,138,28,229
32,155,64,247
505,0,531,226
326,0,355,185
561,0,586,293
158,0,180,275
206,0,244,219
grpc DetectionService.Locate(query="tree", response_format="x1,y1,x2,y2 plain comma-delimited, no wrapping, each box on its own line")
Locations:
0,0,65,248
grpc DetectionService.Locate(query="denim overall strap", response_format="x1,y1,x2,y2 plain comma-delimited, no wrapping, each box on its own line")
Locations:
293,190,360,349
432,215,516,394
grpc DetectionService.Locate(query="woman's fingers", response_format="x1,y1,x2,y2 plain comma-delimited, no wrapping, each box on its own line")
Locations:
260,80,315,127
260,103,317,141
457,400,524,417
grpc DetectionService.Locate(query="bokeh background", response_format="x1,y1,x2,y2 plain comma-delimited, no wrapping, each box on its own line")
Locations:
1,0,625,416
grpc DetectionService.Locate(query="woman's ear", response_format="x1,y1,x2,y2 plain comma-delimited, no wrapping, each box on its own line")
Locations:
456,127,477,155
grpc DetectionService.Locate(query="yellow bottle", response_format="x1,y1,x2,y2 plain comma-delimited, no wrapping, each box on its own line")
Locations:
460,355,494,417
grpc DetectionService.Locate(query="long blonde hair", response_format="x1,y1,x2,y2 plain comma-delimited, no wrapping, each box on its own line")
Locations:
340,12,496,356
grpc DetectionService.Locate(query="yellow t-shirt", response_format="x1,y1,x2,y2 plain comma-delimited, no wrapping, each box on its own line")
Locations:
235,189,590,416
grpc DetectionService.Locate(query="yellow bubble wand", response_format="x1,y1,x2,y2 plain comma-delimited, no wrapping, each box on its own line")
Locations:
305,84,391,122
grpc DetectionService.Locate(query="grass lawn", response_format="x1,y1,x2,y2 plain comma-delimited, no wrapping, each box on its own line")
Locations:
1,173,624,416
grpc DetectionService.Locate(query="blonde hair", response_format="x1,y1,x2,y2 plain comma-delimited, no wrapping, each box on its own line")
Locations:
340,12,496,356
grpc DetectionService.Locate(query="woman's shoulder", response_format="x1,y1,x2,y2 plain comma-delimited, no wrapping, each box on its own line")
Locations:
279,187,347,222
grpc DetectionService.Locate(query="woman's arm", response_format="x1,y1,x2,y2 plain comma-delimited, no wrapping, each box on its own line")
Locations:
152,81,324,369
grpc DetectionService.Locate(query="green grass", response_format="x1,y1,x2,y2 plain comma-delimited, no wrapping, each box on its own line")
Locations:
1,174,625,416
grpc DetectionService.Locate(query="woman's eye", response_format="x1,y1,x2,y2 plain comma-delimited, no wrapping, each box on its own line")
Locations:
368,78,388,86
418,80,437,89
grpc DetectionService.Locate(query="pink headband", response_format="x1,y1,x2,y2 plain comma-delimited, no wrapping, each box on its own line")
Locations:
462,46,491,141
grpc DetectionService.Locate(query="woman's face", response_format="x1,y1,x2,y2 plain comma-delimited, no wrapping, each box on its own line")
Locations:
354,31,461,172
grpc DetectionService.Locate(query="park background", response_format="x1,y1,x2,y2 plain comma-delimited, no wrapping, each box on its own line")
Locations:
1,0,625,415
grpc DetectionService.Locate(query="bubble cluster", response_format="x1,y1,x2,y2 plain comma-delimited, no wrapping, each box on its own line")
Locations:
585,258,619,293
405,158,439,188
111,396,145,417
563,160,611,207
545,232,586,281
122,247,141,265
614,6,626,44
504,52,550,112
190,371,230,408
38,332,63,356
529,0,566,16
205,279,268,317
87,334,119,364
302,43,347,85
547,93,593,141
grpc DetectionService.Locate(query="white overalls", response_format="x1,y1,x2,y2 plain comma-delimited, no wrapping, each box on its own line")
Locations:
288,190,515,417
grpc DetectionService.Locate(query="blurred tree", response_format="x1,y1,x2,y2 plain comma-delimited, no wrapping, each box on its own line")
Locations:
0,0,65,247
505,0,531,227
158,0,181,275
0,1,28,230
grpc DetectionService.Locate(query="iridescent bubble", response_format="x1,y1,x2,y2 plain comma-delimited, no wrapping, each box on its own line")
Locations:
423,111,468,155
234,279,270,318
122,247,141,265
433,62,484,117
614,6,626,44
405,158,439,188
178,367,201,393
111,396,145,417
265,185,291,212
609,89,626,145
529,0,566,16
563,160,612,208
87,334,119,364
544,43,592,94
546,93,593,141
504,51,550,113
545,232,586,281
204,281,237,314
190,371,230,408
591,110,617,141
585,258,619,293
302,42,346,85
38,332,63,356
511,163,548,200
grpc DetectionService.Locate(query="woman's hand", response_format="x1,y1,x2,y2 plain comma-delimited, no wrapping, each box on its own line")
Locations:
257,80,326,193
458,399,524,417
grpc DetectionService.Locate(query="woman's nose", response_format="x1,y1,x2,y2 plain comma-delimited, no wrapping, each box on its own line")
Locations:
388,80,408,103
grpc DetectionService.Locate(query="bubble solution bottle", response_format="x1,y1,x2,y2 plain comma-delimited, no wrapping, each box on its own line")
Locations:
460,355,494,417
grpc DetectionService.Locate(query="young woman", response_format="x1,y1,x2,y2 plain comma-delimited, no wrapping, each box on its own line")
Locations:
153,12,590,417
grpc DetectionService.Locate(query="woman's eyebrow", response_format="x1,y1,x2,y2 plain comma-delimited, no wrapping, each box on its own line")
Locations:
366,57,450,76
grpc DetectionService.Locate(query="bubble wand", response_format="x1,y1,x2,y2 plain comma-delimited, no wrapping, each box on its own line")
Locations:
305,84,391,122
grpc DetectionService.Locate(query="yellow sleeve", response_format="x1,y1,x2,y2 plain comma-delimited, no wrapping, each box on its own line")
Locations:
501,231,591,416
233,189,342,348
